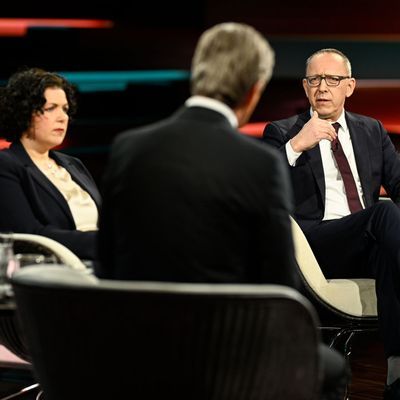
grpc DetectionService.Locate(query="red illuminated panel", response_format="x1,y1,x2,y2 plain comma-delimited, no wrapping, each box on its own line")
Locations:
240,122,268,138
0,19,113,36
0,140,10,150
346,80,400,135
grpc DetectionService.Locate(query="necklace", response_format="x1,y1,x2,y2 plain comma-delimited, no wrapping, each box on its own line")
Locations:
35,158,58,176
46,160,55,170
45,159,58,176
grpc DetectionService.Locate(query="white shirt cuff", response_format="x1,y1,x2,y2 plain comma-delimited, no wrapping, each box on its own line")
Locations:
285,141,302,166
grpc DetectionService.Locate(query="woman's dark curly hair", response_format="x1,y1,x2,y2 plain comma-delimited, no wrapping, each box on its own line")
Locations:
0,67,77,142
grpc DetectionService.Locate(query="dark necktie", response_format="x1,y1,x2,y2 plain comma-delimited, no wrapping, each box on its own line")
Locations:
331,122,363,213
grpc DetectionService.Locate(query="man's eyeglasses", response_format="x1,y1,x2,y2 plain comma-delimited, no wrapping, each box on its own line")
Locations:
304,75,350,87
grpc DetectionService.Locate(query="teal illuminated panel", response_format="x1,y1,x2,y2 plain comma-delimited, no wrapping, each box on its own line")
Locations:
59,70,190,92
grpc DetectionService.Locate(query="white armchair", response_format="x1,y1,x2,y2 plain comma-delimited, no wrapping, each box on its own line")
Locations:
290,216,377,317
290,215,378,370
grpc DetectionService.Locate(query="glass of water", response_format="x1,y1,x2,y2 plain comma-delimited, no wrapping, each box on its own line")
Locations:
0,237,15,285
15,253,58,268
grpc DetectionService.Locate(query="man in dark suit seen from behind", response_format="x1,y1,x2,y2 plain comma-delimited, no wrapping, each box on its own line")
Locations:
97,22,297,286
263,48,400,400
97,25,347,400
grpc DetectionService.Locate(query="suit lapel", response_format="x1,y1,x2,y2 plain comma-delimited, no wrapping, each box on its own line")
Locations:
292,112,326,206
307,146,326,207
345,112,372,207
289,111,371,209
9,142,75,221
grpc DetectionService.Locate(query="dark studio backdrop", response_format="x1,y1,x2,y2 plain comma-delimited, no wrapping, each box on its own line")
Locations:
1,0,400,184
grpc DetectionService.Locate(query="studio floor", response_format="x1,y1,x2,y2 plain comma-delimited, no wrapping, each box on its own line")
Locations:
349,330,387,400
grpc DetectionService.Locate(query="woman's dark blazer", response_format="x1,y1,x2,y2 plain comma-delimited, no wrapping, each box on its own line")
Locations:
0,141,101,260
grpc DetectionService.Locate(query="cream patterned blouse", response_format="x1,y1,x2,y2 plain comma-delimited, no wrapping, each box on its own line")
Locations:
38,162,98,231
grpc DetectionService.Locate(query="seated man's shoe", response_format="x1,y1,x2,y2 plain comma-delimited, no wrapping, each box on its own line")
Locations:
384,378,400,399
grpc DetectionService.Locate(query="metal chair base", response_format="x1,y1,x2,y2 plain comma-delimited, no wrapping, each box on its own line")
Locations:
0,383,39,400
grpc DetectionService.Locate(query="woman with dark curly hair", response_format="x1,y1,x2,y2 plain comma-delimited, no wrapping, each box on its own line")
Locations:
0,68,101,261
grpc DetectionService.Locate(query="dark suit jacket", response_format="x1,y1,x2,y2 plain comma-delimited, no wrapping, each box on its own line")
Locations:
97,106,300,289
263,111,400,231
0,141,101,260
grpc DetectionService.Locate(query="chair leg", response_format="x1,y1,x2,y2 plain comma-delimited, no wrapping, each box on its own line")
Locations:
326,329,354,400
343,331,355,361
0,383,40,400
321,327,380,400
327,328,352,351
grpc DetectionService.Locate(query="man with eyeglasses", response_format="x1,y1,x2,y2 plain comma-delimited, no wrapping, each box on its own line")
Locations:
263,48,400,400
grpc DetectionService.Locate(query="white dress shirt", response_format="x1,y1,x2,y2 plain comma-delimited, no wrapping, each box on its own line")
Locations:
285,109,365,220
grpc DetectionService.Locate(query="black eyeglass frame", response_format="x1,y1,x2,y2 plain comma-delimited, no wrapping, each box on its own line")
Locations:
304,75,351,87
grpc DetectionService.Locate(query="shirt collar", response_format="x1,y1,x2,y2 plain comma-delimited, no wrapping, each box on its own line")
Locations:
334,111,348,131
185,96,238,128
308,108,348,131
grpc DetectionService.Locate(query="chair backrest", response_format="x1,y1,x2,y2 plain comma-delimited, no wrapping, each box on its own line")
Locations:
290,216,377,318
12,266,322,400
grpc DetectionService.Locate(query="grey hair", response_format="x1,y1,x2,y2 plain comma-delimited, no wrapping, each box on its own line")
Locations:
190,22,275,108
306,48,352,76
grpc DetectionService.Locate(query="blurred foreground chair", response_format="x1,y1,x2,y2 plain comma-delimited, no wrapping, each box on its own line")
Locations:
290,216,378,359
0,233,87,361
12,265,322,400
0,234,87,400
